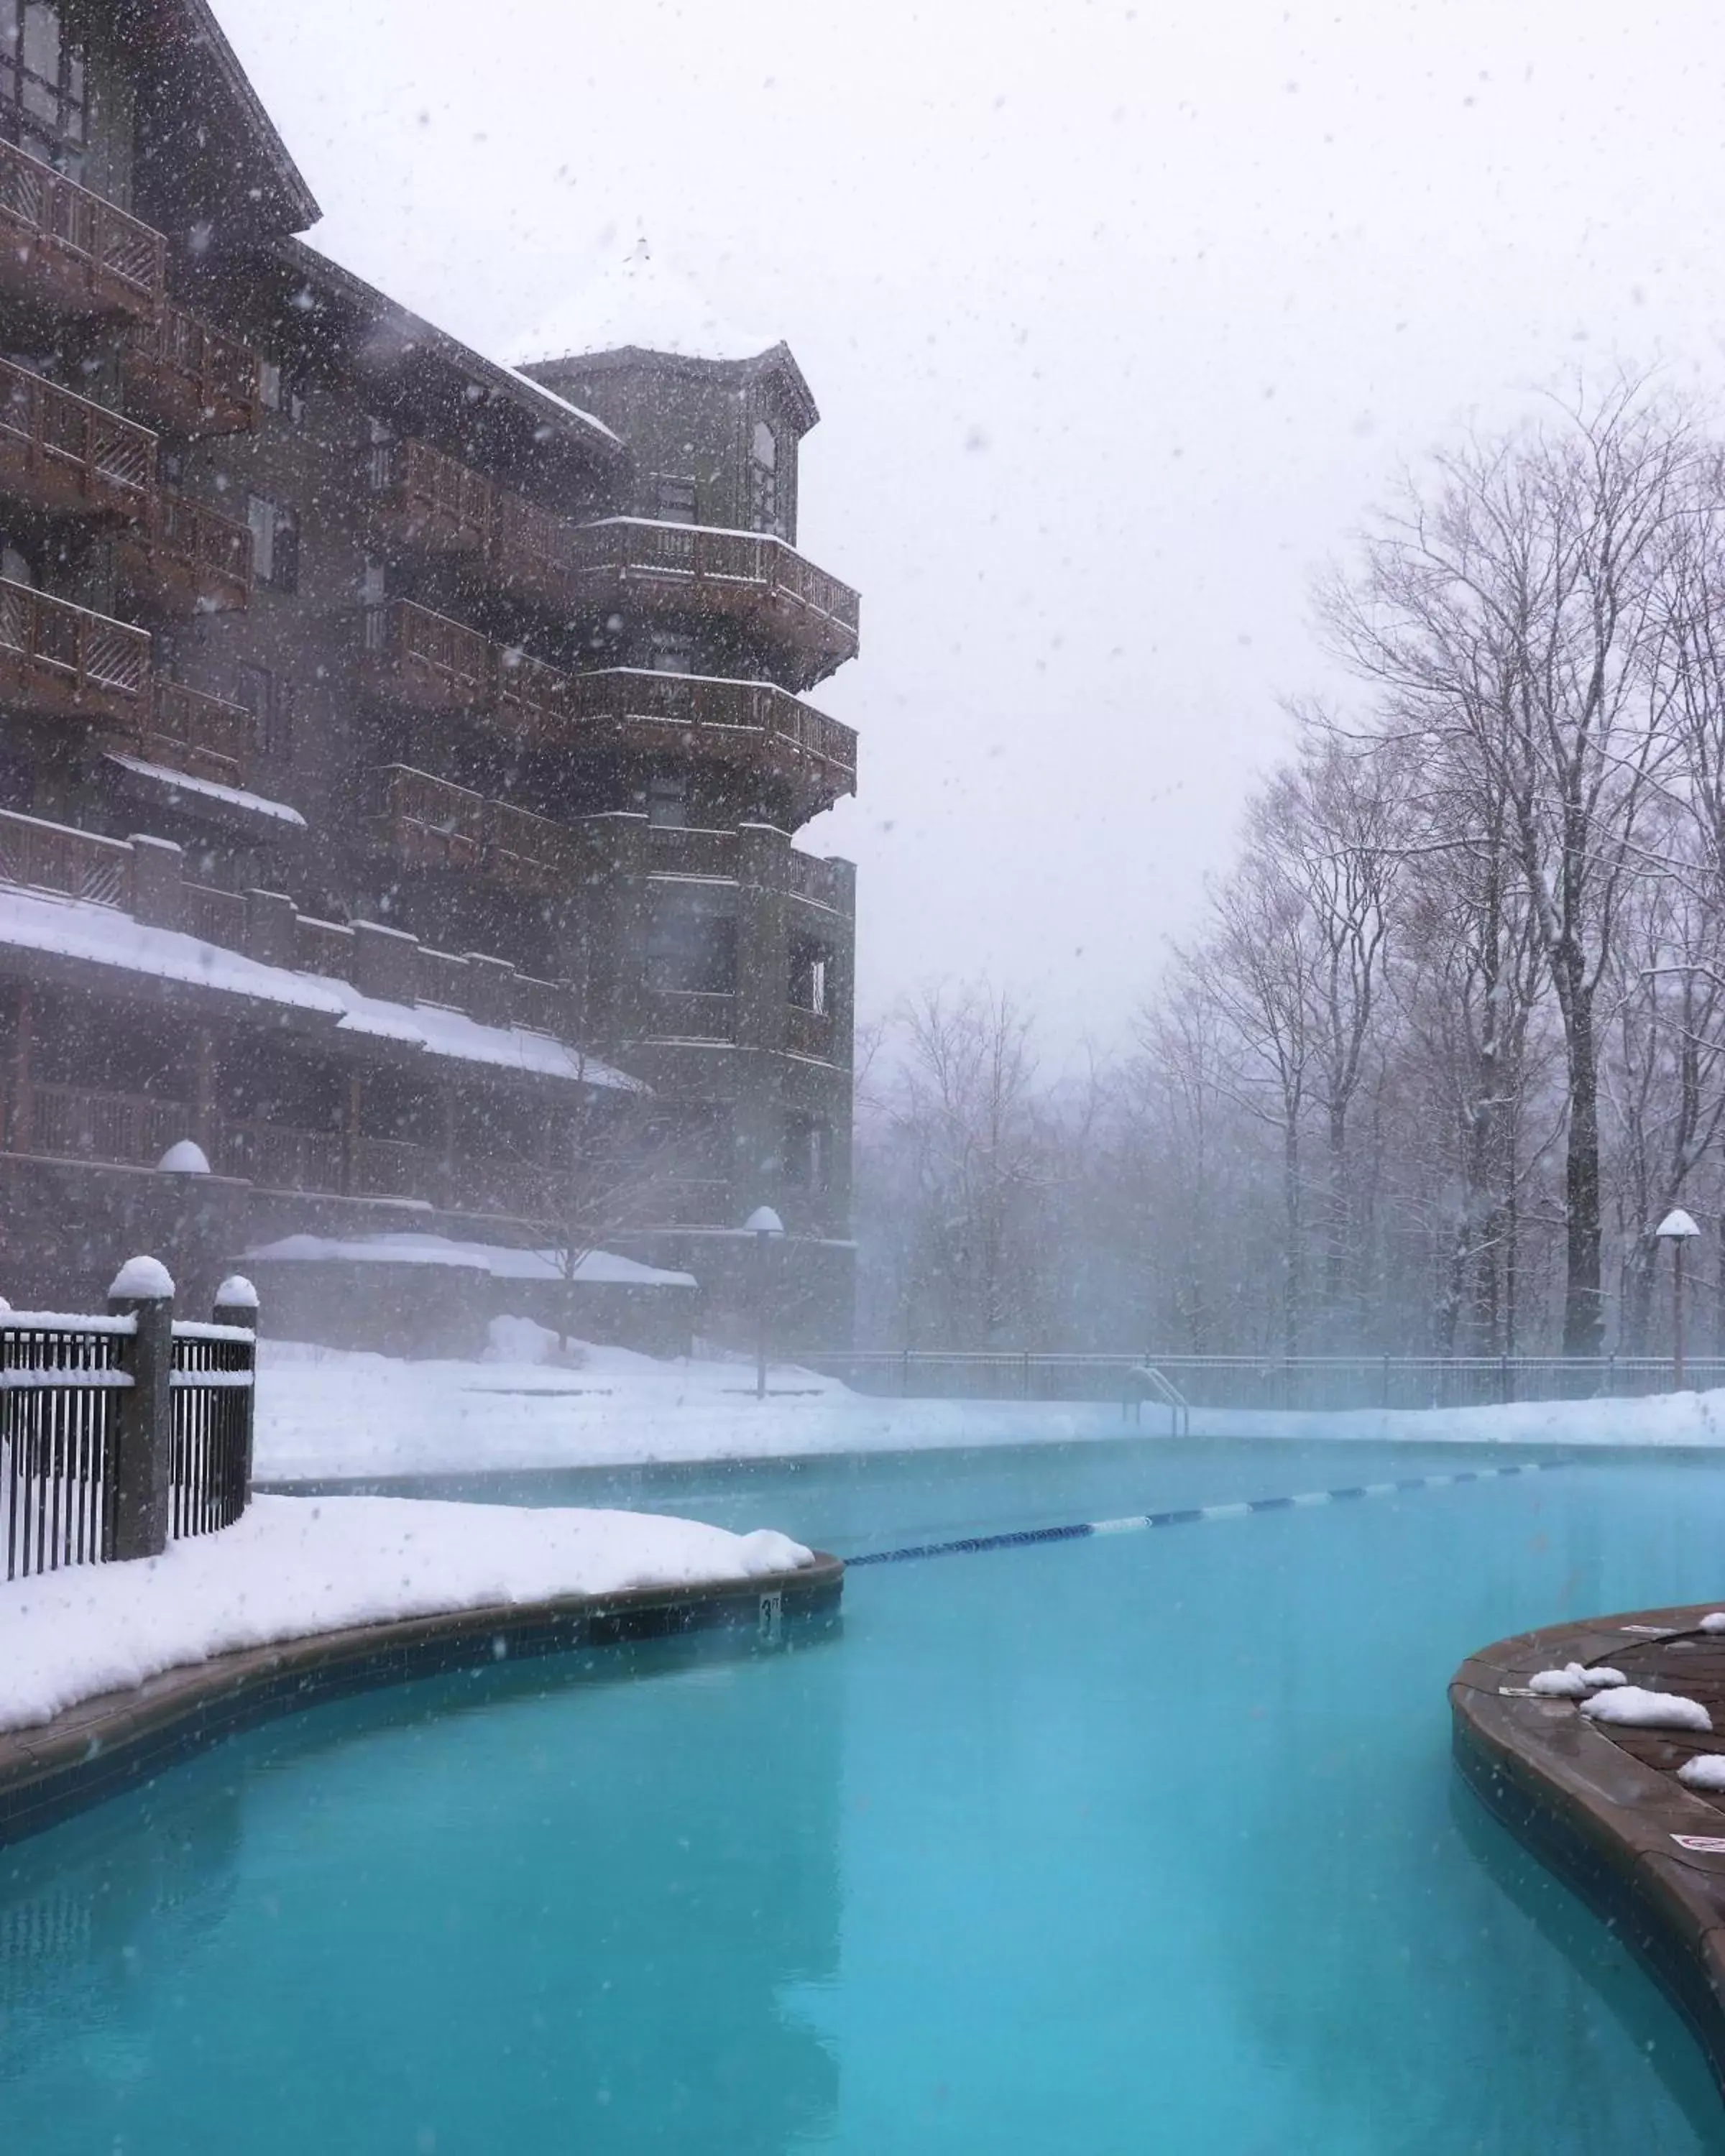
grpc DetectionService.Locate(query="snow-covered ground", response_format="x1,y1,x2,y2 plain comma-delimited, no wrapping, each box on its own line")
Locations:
0,1493,813,1736
252,1318,1725,1481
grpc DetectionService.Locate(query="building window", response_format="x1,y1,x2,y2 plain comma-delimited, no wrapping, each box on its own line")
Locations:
0,3,86,178
647,772,687,828
645,886,736,997
790,938,831,1014
749,420,780,535
234,664,293,758
247,494,299,591
782,1111,831,1192
653,474,697,523
258,360,305,425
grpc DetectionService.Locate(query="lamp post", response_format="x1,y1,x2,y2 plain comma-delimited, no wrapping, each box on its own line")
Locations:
745,1205,785,1400
1656,1208,1702,1391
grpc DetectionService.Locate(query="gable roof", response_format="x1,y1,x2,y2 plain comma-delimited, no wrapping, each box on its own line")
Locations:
124,0,320,236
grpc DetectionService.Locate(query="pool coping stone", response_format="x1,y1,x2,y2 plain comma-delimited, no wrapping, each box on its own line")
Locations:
0,1550,842,1848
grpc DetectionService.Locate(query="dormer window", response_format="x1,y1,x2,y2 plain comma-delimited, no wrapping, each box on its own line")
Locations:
749,420,781,536
0,2,84,177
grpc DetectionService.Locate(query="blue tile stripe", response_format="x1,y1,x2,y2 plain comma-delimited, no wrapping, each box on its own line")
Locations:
844,1460,1563,1567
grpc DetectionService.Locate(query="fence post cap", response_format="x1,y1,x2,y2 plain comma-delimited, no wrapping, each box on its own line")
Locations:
109,1253,175,1301
156,1138,211,1175
214,1273,259,1311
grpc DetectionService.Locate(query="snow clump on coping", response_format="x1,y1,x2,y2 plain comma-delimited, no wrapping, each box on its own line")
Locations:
108,1254,175,1300
1701,1613,1725,1634
1530,1662,1627,1698
0,1494,816,1734
1581,1685,1714,1733
1678,1755,1725,1793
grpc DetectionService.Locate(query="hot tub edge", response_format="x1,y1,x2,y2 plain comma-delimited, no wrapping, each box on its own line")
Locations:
0,1550,843,1850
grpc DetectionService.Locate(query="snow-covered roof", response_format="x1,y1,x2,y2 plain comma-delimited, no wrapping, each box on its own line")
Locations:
106,755,308,831
508,243,778,368
0,888,637,1091
244,1233,694,1289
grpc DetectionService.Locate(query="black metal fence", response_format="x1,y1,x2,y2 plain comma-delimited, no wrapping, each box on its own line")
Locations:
807,1350,1725,1414
1,1269,257,1582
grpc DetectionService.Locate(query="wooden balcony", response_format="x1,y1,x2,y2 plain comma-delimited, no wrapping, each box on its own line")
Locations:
492,644,575,740
350,1134,435,1201
0,358,155,522
140,681,257,788
372,765,573,896
0,808,131,906
216,1120,345,1195
12,1082,188,1167
565,519,860,679
0,579,151,726
369,437,494,554
565,668,857,818
116,492,252,616
372,763,486,871
640,990,737,1044
359,599,490,712
121,304,261,436
489,490,574,608
0,138,165,319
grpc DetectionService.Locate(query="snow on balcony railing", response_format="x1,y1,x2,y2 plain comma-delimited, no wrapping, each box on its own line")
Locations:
0,578,152,719
0,809,131,906
566,517,860,637
0,356,155,519
123,303,261,434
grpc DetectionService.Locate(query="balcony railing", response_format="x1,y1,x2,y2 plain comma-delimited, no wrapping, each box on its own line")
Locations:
0,138,165,318
181,883,246,947
121,303,261,436
640,989,738,1043
144,681,258,788
566,668,857,814
360,599,491,711
566,518,860,675
785,1004,837,1060
372,764,486,870
369,438,494,553
0,810,130,906
350,1134,434,1201
0,358,155,522
15,1082,188,1167
782,849,850,913
372,765,572,895
491,644,574,739
117,493,252,616
0,579,151,724
489,489,574,608
216,1120,345,1195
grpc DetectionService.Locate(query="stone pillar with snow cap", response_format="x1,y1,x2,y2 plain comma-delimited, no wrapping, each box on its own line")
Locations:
109,1253,175,1562
212,1274,260,1496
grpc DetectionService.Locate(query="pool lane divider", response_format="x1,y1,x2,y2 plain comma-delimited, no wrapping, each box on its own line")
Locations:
845,1460,1565,1567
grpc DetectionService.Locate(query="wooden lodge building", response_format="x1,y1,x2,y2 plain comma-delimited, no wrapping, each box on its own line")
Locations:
0,0,860,1342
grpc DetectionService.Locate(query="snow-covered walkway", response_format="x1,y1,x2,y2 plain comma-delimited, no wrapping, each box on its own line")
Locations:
0,1494,813,1736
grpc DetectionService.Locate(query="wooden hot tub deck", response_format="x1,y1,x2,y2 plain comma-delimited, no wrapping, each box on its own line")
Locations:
1453,1603,1725,2099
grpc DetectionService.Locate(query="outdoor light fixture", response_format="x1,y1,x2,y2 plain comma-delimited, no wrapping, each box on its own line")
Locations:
745,1206,786,1400
1655,1208,1703,1389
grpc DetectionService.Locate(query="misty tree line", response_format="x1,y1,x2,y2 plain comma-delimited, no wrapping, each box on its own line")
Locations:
853,381,1725,1359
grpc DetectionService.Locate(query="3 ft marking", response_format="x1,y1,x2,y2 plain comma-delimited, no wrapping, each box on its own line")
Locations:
759,1590,783,1644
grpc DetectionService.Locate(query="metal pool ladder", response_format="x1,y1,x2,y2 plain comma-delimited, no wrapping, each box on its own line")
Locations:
1123,1362,1192,1437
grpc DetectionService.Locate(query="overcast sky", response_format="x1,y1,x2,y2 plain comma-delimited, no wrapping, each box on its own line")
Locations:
216,0,1725,1054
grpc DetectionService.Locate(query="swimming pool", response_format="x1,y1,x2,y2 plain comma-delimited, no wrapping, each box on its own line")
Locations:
6,1436,1725,2153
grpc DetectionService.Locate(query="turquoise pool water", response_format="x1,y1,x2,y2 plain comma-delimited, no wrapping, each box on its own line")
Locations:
6,1437,1725,2152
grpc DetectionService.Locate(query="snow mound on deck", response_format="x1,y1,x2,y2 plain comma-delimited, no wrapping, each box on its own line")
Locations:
1530,1662,1627,1697
1581,1685,1713,1732
0,1494,814,1734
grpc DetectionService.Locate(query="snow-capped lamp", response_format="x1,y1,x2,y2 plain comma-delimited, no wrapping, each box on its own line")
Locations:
1656,1209,1704,1391
156,1138,212,1176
